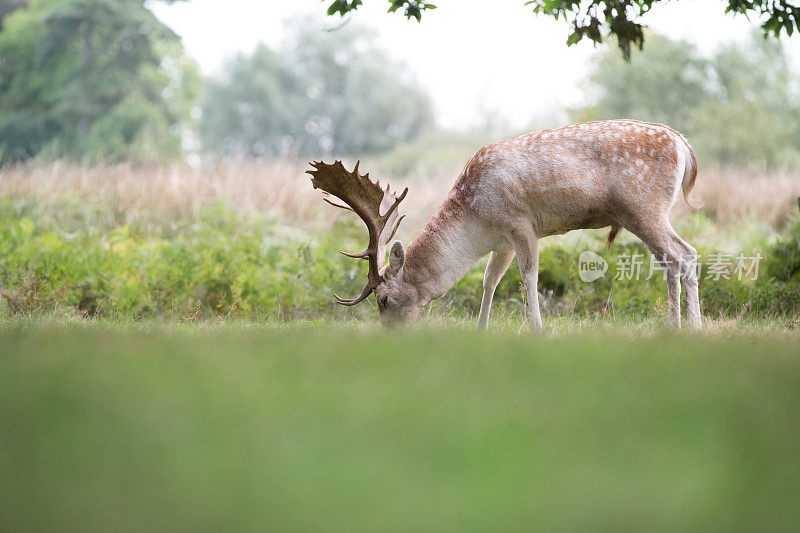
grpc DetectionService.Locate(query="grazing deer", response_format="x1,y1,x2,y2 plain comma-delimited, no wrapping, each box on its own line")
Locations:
308,119,701,330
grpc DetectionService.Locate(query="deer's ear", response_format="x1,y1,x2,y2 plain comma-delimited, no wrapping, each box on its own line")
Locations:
387,240,405,277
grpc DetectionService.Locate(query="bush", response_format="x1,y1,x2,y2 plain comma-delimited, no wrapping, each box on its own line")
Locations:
0,199,374,321
1,199,795,322
764,219,800,282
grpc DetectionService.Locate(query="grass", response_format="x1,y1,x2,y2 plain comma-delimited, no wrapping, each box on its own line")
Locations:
1,319,800,532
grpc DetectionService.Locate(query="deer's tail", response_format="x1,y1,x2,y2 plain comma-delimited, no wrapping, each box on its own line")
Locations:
606,224,620,248
677,137,701,210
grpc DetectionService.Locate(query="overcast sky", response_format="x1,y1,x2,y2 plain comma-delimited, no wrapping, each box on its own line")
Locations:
151,0,800,131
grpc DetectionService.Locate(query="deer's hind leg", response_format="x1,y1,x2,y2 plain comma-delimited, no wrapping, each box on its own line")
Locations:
476,249,515,330
621,215,686,328
667,226,701,329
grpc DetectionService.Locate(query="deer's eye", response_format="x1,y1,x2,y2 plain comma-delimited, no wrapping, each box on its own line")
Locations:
378,295,389,308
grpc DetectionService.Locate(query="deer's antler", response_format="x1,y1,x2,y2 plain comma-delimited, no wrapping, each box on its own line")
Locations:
307,160,408,306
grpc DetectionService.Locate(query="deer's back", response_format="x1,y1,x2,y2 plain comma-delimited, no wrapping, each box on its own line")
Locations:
451,120,686,236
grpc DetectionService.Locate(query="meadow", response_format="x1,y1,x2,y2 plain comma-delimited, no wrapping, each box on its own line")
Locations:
1,157,799,530
2,321,800,532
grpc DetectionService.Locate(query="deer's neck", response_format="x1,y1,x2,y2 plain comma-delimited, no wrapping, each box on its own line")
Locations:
402,197,494,305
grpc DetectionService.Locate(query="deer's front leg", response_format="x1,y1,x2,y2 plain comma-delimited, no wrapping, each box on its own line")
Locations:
476,250,515,330
510,227,543,331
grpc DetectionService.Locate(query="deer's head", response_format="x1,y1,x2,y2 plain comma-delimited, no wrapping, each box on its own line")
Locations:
307,160,422,327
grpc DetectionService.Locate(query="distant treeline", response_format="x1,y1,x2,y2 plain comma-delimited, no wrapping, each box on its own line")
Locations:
0,1,798,169
0,1,431,165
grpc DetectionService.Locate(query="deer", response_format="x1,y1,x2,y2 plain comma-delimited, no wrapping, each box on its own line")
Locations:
307,119,702,330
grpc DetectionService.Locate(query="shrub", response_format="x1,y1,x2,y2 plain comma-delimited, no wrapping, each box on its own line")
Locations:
0,199,373,321
2,198,795,322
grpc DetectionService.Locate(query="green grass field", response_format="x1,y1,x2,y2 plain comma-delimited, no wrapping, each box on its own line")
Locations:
2,319,799,532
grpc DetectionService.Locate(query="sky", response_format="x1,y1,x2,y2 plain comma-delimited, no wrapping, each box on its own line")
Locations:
151,0,800,131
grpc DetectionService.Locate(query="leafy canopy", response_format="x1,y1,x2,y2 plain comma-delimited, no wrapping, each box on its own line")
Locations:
326,0,437,22
325,0,800,59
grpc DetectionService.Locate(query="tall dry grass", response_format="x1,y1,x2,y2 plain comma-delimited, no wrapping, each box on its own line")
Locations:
684,165,800,228
0,159,457,241
1,159,797,236
0,159,324,228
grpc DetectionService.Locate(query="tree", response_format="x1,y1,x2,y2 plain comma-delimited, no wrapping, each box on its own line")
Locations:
325,0,800,60
574,32,800,168
0,0,199,164
199,19,432,158
0,0,28,30
199,44,309,158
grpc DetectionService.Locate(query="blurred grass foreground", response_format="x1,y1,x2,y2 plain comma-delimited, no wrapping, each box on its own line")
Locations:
2,325,800,532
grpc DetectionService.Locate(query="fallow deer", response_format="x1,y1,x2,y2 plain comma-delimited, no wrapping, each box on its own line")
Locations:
307,119,701,330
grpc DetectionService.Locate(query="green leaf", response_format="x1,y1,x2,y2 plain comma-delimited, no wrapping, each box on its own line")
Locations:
566,32,582,46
